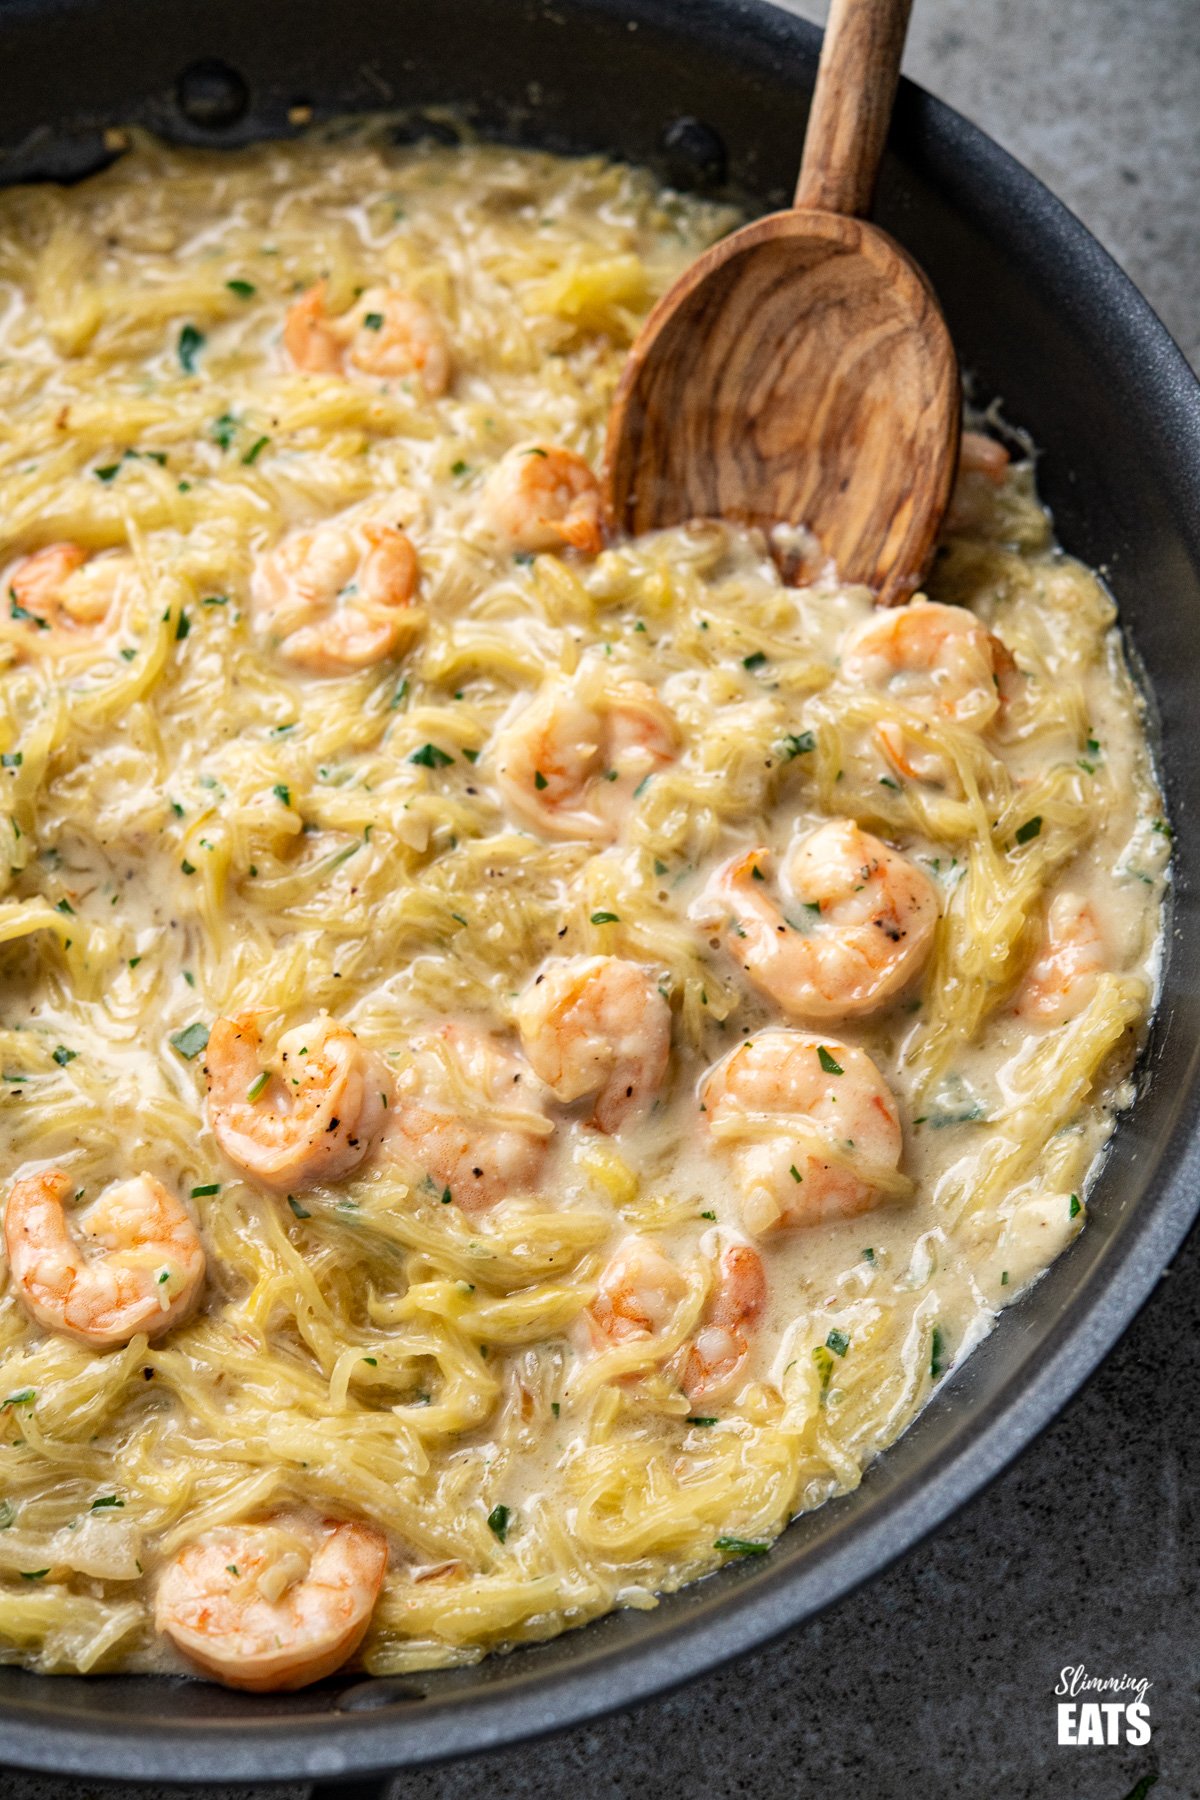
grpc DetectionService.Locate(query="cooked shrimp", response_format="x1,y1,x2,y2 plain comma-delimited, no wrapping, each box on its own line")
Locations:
697,820,938,1022
250,516,421,673
1015,891,1105,1025
589,1234,686,1346
701,1030,905,1235
958,430,1011,483
284,280,450,398
493,670,677,841
2,543,133,657
515,956,671,1131
946,432,1014,533
676,1242,767,1404
589,1234,766,1404
481,443,603,555
205,1014,390,1192
155,1515,388,1692
385,1023,552,1212
840,598,1017,783
4,1168,205,1349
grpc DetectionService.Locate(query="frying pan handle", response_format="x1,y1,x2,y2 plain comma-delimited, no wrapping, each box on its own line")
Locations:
794,0,914,216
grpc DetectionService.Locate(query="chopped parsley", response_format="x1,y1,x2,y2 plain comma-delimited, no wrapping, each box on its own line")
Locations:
826,1329,850,1357
409,744,454,769
590,910,619,925
930,1325,948,1379
272,783,291,807
742,651,768,671
52,1046,77,1066
1,1388,35,1410
191,1183,220,1198
817,1046,843,1075
169,1022,210,1060
1015,815,1042,845
287,1196,312,1220
714,1536,769,1557
90,1495,124,1510
241,435,270,466
1069,1193,1082,1218
177,324,205,374
362,311,384,330
226,279,256,298
1,753,22,768
487,1504,511,1543
686,1416,718,1428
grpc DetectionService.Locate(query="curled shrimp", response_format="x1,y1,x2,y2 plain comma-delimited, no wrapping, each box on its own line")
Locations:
493,669,677,842
676,1242,767,1404
205,1014,390,1192
284,281,451,398
515,956,671,1132
839,598,1017,783
384,1023,552,1212
959,430,1011,483
1015,891,1105,1025
250,516,421,673
945,431,1014,533
696,820,939,1022
589,1233,766,1404
3,1168,205,1349
701,1030,905,1235
155,1515,388,1692
481,442,603,556
1,543,134,659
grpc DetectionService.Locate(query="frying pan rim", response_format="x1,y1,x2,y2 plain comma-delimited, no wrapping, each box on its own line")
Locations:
1,0,1199,1779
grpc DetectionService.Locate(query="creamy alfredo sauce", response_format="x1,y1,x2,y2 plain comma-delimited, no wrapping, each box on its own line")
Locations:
0,129,1167,1683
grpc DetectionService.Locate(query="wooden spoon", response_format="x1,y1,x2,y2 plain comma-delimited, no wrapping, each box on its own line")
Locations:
604,0,960,605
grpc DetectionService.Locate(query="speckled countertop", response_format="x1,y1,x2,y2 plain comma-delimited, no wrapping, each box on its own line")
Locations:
5,2,1200,1796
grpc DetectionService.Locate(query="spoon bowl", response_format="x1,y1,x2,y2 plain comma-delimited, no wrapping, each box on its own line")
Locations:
604,0,960,603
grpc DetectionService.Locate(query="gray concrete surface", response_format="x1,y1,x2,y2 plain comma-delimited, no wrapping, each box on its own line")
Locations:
4,2,1199,1797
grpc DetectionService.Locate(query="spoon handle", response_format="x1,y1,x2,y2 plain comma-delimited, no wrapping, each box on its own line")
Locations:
794,0,914,217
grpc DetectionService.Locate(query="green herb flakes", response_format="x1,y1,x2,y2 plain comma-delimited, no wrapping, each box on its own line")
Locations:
487,1504,511,1543
177,324,205,373
170,1022,209,1060
409,744,454,769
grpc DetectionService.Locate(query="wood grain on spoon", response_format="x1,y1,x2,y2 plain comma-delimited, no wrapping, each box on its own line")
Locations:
604,0,960,606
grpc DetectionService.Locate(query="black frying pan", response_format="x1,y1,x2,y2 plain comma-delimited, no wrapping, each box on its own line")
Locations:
1,0,1199,1785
